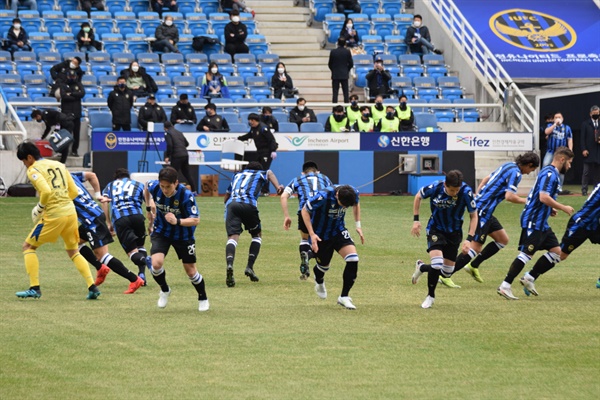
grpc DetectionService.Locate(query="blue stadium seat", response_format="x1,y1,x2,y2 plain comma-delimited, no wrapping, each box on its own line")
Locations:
198,34,222,56
90,12,114,35
428,98,455,122
347,13,371,39
173,76,199,97
278,122,299,133
311,0,335,22
88,52,114,75
300,122,324,133
0,50,13,74
414,112,439,132
257,53,279,76
225,75,248,101
221,111,240,124
37,51,61,68
66,11,90,33
352,54,373,88
210,97,234,112
209,13,230,41
42,11,68,35
106,0,126,14
234,98,260,113
0,73,24,96
29,32,53,53
112,52,135,71
413,76,438,101
186,53,209,75
239,12,256,34
209,53,234,75
18,10,42,32
37,0,55,13
378,53,401,76
362,35,384,55
129,0,150,15
162,52,186,78
381,0,403,16
138,12,161,36
81,75,98,87
177,1,198,15
125,33,149,56
453,98,479,122
52,32,77,54
198,0,220,16
271,110,288,122
390,76,415,98
234,53,259,80
114,12,139,36
153,75,173,91
399,54,424,78
245,76,271,100
323,13,345,44
88,110,113,130
228,122,247,132
393,13,414,33
246,35,269,56
98,74,118,89
23,74,48,97
186,13,210,36
423,54,448,78
61,0,79,13
372,14,395,38
315,112,330,126
13,52,38,75
384,35,407,58
437,76,463,100
100,33,124,53
137,52,162,75
177,34,195,55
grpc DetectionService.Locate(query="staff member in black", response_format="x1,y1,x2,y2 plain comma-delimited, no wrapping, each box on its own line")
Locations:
164,121,196,194
237,113,279,195
107,76,135,131
196,103,230,132
59,70,85,157
31,109,74,164
328,37,353,104
138,95,167,131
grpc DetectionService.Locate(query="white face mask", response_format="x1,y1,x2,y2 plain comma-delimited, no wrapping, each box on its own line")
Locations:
232,16,240,23
132,66,139,72
414,20,421,27
165,20,173,26
13,24,21,29
69,62,77,69
277,68,285,74
211,68,218,74
298,105,305,111
347,24,353,29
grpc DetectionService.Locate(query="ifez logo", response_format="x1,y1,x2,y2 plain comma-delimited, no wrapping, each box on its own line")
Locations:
456,136,490,147
490,9,576,52
284,136,309,146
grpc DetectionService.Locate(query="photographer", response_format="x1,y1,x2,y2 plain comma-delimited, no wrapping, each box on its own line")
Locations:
366,56,392,100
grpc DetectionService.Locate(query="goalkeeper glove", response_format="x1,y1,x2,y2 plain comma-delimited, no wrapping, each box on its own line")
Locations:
31,203,44,223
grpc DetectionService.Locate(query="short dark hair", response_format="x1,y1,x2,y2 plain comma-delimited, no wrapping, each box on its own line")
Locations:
336,185,357,207
31,109,42,119
337,37,346,47
414,14,422,20
359,106,370,113
248,113,260,122
333,105,345,113
445,170,463,187
350,94,359,101
158,166,179,183
205,103,216,110
246,161,264,170
262,106,272,114
302,160,319,172
164,121,173,129
73,56,82,65
17,141,41,161
296,97,306,105
399,94,408,101
117,76,126,82
230,9,240,16
515,152,540,168
179,93,188,100
113,168,130,179
13,18,21,23
554,146,574,160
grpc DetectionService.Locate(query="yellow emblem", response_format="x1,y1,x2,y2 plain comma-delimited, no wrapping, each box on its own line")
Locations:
105,132,117,150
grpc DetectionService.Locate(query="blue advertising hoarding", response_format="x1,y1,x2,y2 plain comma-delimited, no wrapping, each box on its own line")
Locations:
360,132,447,151
453,0,600,79
91,131,166,151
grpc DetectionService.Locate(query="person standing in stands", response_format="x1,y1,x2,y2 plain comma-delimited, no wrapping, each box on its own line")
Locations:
7,18,31,54
151,0,178,17
107,76,134,131
325,105,350,132
59,70,85,157
50,57,83,99
164,121,196,194
138,95,168,131
404,14,443,55
289,98,317,129
366,56,392,99
170,94,197,125
79,0,105,17
543,111,573,194
196,103,230,132
224,10,249,58
328,38,353,104
394,94,415,131
154,16,179,53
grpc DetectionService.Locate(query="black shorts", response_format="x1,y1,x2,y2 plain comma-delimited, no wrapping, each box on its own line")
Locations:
426,229,462,262
314,230,355,267
79,216,114,249
297,212,308,234
518,228,559,255
225,202,261,237
114,214,147,253
150,233,196,264
473,215,503,244
560,218,600,254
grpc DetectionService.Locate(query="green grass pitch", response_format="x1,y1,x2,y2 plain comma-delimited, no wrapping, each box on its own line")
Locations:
0,194,598,399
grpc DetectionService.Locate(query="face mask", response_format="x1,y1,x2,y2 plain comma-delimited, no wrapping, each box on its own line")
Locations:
69,62,77,69
165,20,173,26
555,118,563,125
351,101,357,107
334,114,345,122
400,102,407,107
211,68,218,74
414,21,421,27
362,113,370,118
118,83,126,88
592,114,599,120
347,24,353,29
206,111,213,116
375,102,383,110
262,115,270,122
297,105,305,111
131,66,139,72
386,112,395,119
13,24,21,29
277,68,285,74
232,16,240,23
83,27,90,33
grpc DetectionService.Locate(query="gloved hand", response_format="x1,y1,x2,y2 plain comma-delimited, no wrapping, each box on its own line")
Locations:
31,203,44,223
271,152,277,160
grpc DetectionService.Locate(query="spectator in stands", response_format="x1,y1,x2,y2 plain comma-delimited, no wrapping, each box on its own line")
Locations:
543,111,573,194
271,62,296,100
376,105,401,132
339,18,360,49
152,0,178,18
10,0,37,12
580,105,600,196
370,95,386,124
138,95,168,131
154,16,179,53
289,98,317,129
220,0,254,16
120,61,158,99
76,22,100,54
261,106,279,133
31,109,74,164
201,62,230,99
336,0,360,14
107,76,134,131
79,0,105,17
163,121,196,193
366,55,393,100
346,94,361,126
394,94,415,131
353,106,375,132
196,103,230,132
170,94,197,125
404,14,443,55
224,10,249,58
328,38,353,104
50,57,84,100
6,18,31,54
60,70,85,157
325,105,350,133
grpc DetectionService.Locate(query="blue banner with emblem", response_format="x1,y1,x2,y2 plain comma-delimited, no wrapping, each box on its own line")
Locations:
91,131,166,151
453,0,600,79
360,132,447,151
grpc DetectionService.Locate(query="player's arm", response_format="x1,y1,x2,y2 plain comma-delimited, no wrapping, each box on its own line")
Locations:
280,188,292,230
144,187,156,233
29,168,51,206
505,190,526,204
65,171,79,200
411,192,423,237
267,170,284,195
301,204,320,253
462,210,478,253
544,123,556,137
475,174,490,194
83,171,111,202
352,202,365,244
540,192,574,216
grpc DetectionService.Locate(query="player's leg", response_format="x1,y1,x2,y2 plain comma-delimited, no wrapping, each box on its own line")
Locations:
438,232,462,288
313,244,333,300
471,222,508,269
337,239,359,310
225,202,243,287
149,235,171,307
498,229,538,300
175,239,209,311
423,249,444,308
93,246,143,294
244,205,262,282
117,215,151,280
298,214,311,279
520,229,562,296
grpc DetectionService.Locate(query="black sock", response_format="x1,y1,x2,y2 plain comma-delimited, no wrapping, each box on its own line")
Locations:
452,253,471,274
313,265,325,284
79,246,102,271
31,285,40,291
529,255,557,280
107,257,138,282
152,268,169,293
341,261,358,297
226,240,236,267
504,258,526,284
427,268,440,298
420,263,431,273
299,242,311,259
471,242,502,268
130,252,147,274
137,248,148,258
247,237,261,269
191,273,208,300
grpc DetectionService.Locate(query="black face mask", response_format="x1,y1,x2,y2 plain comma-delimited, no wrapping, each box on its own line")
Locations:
118,83,126,89
362,113,370,119
262,115,271,122
351,101,358,108
333,114,345,122
386,112,395,119
592,114,599,120
399,102,407,110
375,103,383,110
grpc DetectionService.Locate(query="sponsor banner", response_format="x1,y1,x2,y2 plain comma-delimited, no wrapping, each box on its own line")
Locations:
184,133,256,151
360,132,447,151
453,0,600,79
446,133,532,151
92,131,166,151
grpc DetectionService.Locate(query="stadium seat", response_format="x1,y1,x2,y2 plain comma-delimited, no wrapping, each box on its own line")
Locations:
358,0,379,18
234,53,259,80
380,0,403,16
90,12,114,35
210,97,234,112
173,76,199,97
37,0,55,13
362,35,385,55
186,53,209,75
186,13,210,36
38,51,61,68
437,76,464,100
177,0,198,15
300,122,324,132
423,54,448,78
99,33,124,53
129,0,150,15
372,14,395,38
245,76,271,100
61,0,79,13
209,53,234,75
390,76,415,98
153,76,173,97
23,74,48,97
226,75,248,101
271,110,288,122
198,0,220,15
162,53,186,78
209,13,230,42
384,35,407,58
0,73,24,97
88,52,114,75
221,111,240,124
414,112,439,131
352,54,373,88
234,98,260,113
29,32,53,53
323,13,346,44
378,54,401,76
114,12,139,36
0,50,12,74
138,12,161,36
393,13,414,33
453,98,480,122
18,10,42,33
137,53,162,75
13,52,39,75
257,53,279,76
106,0,126,14
177,34,195,55
311,0,335,23
228,122,247,132
88,110,113,130
199,34,222,56
399,54,424,78
315,112,330,126
278,122,299,132
428,98,455,122
246,35,269,56
239,12,256,34
112,52,135,71
413,76,438,101
53,32,77,54
42,11,68,35
66,11,90,33
125,33,149,56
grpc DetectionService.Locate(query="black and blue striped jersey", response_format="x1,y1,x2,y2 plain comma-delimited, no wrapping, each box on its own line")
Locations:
226,169,267,208
476,162,521,224
420,181,476,233
71,172,103,227
520,165,560,231
305,185,359,241
147,180,198,241
570,183,600,232
102,178,145,224
284,172,333,212
545,122,572,153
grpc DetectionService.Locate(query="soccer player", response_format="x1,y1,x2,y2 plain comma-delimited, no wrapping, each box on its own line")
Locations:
410,170,477,309
520,182,600,296
224,161,284,287
15,141,99,299
447,152,540,283
145,167,209,311
497,147,575,300
101,168,152,285
71,171,144,294
280,161,332,279
301,185,365,310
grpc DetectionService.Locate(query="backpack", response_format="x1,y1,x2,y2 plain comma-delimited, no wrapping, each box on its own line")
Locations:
192,36,220,52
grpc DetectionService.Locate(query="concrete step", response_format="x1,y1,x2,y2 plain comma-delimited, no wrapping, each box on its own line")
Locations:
285,64,331,73
271,43,322,51
274,50,329,58
249,0,299,8
260,28,323,37
258,21,308,29
253,6,310,15
293,77,332,85
282,57,331,65
257,13,309,23
269,36,323,45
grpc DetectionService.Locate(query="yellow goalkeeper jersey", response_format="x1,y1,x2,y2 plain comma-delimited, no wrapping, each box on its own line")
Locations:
27,159,78,218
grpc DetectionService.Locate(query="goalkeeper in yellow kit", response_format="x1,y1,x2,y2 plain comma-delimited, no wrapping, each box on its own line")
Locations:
16,141,100,300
